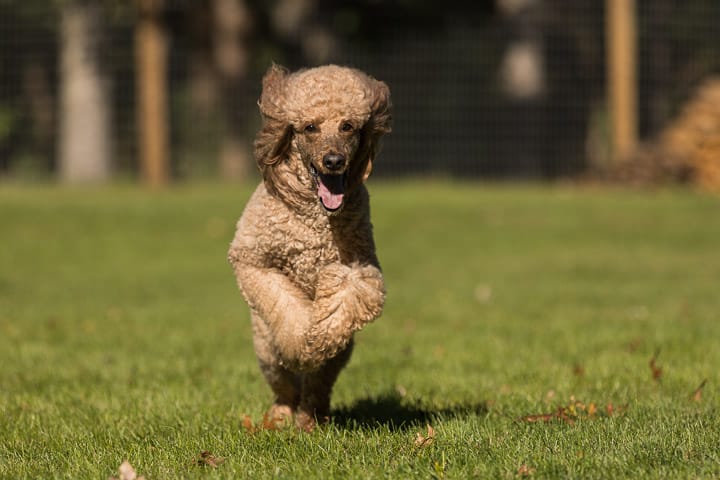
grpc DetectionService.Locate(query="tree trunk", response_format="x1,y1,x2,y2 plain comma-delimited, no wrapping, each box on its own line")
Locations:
136,0,170,187
58,1,112,183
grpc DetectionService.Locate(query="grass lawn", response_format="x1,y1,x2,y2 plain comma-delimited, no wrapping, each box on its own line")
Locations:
1,181,719,479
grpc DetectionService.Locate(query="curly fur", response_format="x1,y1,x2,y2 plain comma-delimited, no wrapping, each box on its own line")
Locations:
228,64,392,430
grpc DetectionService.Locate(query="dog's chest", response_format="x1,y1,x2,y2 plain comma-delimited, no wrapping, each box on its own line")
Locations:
267,213,340,291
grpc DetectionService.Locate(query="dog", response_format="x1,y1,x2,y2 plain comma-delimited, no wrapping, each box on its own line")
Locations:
228,64,392,430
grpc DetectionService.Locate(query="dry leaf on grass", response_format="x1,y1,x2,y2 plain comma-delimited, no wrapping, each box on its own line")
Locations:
520,407,576,425
414,424,436,447
109,461,145,480
627,337,643,353
261,412,287,431
241,414,256,434
692,379,707,402
520,397,625,424
517,464,536,476
604,403,628,416
193,451,225,468
650,349,663,381
241,412,293,434
544,390,556,403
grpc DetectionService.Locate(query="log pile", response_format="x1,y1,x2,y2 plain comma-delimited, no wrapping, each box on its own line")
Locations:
660,78,720,191
611,77,720,192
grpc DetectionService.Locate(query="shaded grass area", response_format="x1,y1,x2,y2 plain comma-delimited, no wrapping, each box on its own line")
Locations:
1,181,719,478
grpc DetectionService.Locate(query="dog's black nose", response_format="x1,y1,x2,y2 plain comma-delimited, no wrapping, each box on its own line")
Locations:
323,153,346,171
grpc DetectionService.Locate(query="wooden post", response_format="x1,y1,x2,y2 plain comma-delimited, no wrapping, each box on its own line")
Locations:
136,0,169,186
606,0,638,162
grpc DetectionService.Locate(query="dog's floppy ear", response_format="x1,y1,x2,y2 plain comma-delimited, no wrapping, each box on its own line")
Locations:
349,78,392,189
254,64,293,195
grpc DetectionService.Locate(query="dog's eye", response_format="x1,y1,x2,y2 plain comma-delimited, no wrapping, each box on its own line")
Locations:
304,124,317,133
341,122,354,132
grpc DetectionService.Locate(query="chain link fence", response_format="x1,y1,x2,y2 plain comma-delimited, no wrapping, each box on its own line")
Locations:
1,0,719,182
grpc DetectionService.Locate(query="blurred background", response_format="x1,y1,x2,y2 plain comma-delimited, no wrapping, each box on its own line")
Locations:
0,0,719,188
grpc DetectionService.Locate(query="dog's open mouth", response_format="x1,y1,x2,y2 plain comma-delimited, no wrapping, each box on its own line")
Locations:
310,164,345,212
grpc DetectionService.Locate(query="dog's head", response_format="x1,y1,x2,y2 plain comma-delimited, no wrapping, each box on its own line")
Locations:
254,64,392,215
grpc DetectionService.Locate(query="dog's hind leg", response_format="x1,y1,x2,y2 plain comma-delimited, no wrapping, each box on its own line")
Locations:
295,339,354,431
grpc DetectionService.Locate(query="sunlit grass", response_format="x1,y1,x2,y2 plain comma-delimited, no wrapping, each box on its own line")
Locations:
1,181,719,478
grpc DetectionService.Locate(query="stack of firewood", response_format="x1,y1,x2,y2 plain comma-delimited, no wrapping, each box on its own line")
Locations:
659,78,720,191
610,77,720,192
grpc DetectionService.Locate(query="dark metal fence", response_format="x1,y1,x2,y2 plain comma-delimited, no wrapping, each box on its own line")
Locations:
1,1,719,182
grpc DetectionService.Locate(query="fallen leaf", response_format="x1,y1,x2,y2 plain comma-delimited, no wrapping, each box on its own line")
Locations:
605,403,628,416
242,412,294,433
241,414,256,433
517,464,536,476
193,451,225,468
261,412,285,431
650,349,663,381
520,412,557,423
627,337,643,353
544,390,556,403
519,406,574,425
414,424,436,447
109,461,146,480
520,398,624,424
692,379,707,402
520,401,578,424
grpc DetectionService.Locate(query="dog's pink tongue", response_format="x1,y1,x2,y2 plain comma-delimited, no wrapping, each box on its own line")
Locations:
318,181,344,210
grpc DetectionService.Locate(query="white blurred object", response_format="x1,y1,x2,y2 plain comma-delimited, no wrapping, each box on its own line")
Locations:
499,40,545,99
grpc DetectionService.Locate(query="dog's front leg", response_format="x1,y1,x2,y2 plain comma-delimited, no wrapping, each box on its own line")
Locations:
232,264,327,370
306,263,385,361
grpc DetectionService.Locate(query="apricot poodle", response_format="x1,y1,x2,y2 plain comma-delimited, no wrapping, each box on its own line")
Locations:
228,64,392,430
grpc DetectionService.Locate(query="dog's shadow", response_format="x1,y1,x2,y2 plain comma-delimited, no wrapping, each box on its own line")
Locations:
332,391,488,431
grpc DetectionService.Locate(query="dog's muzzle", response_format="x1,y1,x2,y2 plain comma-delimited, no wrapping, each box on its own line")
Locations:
310,163,346,213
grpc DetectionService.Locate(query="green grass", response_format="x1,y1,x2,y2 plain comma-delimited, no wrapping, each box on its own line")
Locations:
1,181,719,479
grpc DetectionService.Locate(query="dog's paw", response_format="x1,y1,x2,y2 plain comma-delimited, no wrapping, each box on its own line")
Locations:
264,403,295,429
315,263,353,291
306,263,385,361
294,409,330,432
314,263,385,328
295,410,316,432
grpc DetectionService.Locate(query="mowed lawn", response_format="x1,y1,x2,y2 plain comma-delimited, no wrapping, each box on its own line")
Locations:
1,181,719,479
